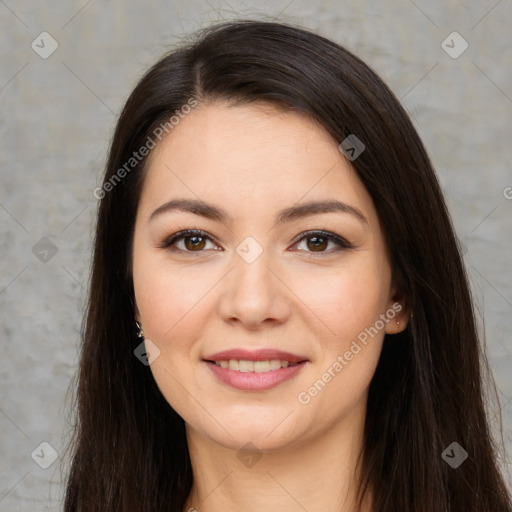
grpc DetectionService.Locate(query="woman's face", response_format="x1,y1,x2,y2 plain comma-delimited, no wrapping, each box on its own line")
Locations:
132,101,407,451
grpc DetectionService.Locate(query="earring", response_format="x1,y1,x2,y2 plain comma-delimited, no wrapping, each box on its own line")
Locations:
135,321,144,339
396,321,400,325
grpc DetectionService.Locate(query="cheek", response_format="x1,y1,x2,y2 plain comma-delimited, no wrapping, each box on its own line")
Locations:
292,256,391,408
132,259,212,417
293,269,389,421
292,258,391,345
133,254,213,343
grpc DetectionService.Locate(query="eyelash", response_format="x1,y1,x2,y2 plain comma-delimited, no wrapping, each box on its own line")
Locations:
158,229,354,256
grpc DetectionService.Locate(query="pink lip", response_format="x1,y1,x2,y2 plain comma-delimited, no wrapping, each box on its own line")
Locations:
205,361,308,391
202,348,309,392
203,348,308,364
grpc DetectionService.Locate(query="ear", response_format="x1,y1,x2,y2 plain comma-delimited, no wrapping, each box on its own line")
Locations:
384,285,411,335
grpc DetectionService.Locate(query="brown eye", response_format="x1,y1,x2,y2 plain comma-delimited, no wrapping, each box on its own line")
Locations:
294,230,353,255
160,229,353,256
160,229,218,253
305,236,329,252
183,235,207,251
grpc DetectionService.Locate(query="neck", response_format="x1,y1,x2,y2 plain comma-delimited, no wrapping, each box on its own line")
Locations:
183,398,372,512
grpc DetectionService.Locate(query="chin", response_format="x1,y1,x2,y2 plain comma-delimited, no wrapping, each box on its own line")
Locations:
189,418,301,452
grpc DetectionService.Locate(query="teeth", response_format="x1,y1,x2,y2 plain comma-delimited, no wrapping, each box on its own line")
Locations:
239,360,253,372
213,359,294,372
254,361,269,373
270,359,282,370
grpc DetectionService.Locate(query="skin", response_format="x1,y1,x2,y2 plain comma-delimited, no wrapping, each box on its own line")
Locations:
132,101,409,512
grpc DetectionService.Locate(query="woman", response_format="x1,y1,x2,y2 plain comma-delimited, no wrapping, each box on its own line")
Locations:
62,19,512,512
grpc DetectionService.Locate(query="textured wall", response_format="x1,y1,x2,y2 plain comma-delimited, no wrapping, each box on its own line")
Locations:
1,1,511,510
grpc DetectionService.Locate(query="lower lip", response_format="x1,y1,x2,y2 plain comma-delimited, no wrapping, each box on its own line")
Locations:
204,361,307,391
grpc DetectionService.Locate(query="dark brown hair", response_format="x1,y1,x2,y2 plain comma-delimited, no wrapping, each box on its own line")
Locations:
62,19,512,511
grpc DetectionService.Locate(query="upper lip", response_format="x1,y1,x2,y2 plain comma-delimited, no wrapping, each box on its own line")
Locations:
203,349,308,364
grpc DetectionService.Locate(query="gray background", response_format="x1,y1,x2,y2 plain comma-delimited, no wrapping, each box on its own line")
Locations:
1,1,511,510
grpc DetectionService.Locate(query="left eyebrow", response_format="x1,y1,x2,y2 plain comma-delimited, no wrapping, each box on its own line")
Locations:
149,198,368,227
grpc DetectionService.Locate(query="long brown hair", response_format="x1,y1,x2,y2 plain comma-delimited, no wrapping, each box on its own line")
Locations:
62,19,512,511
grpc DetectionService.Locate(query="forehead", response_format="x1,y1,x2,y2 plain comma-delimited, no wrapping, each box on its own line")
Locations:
138,101,377,228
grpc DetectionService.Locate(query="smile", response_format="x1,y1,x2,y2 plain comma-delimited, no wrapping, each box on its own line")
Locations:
204,359,308,391
212,359,297,372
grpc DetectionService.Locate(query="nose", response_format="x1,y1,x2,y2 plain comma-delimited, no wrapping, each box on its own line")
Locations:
218,240,291,330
